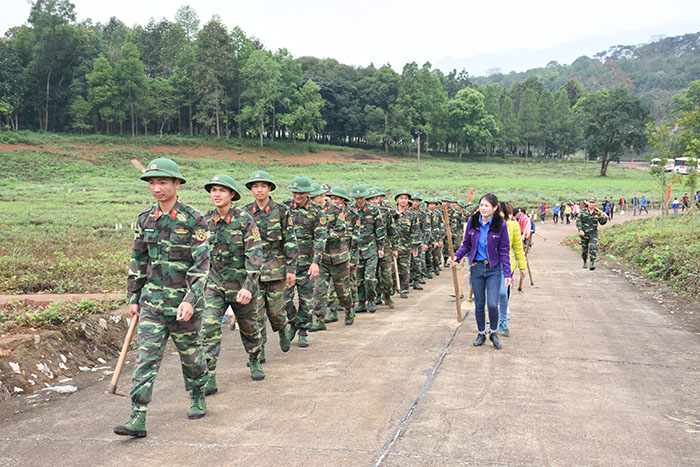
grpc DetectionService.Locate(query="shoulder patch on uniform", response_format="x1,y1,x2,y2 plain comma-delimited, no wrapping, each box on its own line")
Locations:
339,213,346,221
288,216,294,227
195,229,207,242
356,219,361,227
251,227,261,240
320,216,327,225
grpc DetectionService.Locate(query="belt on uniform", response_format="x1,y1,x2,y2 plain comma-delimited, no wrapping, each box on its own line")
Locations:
471,259,489,266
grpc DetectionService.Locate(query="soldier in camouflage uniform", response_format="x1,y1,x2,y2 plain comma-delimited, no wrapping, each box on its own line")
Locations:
409,193,430,289
115,158,210,438
328,186,359,324
350,184,386,314
243,171,298,360
200,174,264,390
284,176,327,347
309,184,353,330
427,199,445,276
368,187,398,309
393,190,421,298
442,197,462,266
576,197,608,270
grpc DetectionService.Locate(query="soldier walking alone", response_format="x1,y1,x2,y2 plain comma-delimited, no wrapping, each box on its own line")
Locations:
576,198,608,270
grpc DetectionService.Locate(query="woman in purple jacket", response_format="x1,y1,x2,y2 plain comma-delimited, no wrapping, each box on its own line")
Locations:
450,193,512,349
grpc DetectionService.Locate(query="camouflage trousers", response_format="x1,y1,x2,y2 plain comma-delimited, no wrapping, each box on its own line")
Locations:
425,247,436,274
377,253,394,298
130,307,208,408
443,236,461,261
202,285,262,377
410,252,422,284
313,259,352,318
397,253,411,292
258,279,288,344
355,254,378,310
581,231,599,262
285,264,317,329
430,246,442,273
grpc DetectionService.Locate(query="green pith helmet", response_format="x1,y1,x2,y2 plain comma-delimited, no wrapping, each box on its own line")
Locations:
350,184,370,198
287,176,313,193
329,186,350,201
394,189,412,201
371,186,385,197
411,192,422,201
367,187,380,199
245,170,276,191
458,201,466,208
140,158,186,183
204,174,241,201
309,182,326,197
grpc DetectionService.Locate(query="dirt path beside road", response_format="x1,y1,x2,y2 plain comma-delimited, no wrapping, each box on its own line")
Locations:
0,216,697,466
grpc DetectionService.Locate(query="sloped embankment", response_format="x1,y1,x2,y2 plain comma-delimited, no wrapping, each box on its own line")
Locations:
0,312,129,399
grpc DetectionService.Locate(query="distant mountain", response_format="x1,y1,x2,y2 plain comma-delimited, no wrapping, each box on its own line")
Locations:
467,32,700,119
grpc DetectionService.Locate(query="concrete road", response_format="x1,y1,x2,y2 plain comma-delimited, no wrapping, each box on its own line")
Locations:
1,218,698,466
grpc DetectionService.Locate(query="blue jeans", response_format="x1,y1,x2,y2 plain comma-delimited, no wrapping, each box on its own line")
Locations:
498,275,510,324
470,262,502,333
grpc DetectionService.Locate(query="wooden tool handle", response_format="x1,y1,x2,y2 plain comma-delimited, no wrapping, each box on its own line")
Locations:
442,203,462,322
106,313,139,394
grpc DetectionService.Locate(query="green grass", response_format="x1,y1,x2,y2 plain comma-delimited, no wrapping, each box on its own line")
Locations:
0,297,126,333
0,132,659,295
599,211,700,303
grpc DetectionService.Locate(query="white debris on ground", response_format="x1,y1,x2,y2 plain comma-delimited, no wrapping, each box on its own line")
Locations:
78,365,111,372
40,385,78,394
9,362,20,374
35,362,54,379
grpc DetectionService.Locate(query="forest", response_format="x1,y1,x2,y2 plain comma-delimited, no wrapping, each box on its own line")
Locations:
0,1,699,173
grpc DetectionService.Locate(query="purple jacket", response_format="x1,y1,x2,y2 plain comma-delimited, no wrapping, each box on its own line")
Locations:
454,213,512,278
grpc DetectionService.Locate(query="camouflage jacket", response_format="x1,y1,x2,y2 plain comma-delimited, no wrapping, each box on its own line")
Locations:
392,208,421,254
429,208,445,244
284,198,327,267
243,198,298,283
576,208,608,234
412,207,432,245
378,201,399,252
339,205,360,264
320,201,349,265
205,207,262,293
449,207,462,238
127,199,210,316
352,202,386,259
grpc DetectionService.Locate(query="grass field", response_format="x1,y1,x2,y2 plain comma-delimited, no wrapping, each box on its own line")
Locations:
0,131,660,296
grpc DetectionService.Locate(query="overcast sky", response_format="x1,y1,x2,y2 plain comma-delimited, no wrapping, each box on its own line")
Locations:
4,0,700,75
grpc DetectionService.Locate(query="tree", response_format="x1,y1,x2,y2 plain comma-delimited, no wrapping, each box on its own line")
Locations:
537,89,554,156
193,17,232,137
114,42,148,136
175,5,200,41
518,88,539,159
446,88,497,158
500,96,518,155
677,107,700,196
481,84,502,155
575,89,649,176
170,44,196,134
363,66,400,152
86,55,117,133
149,76,177,137
0,39,25,130
280,79,326,142
239,49,280,146
68,95,91,132
26,0,82,130
671,80,700,116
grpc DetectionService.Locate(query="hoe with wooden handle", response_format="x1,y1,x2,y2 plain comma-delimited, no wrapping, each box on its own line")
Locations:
106,314,138,397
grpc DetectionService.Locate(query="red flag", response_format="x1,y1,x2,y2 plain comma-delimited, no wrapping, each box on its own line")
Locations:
667,181,672,202
467,187,474,203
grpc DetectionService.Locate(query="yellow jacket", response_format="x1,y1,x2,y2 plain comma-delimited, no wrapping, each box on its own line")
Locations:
507,219,527,274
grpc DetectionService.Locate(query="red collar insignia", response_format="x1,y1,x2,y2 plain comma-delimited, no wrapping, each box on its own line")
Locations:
170,209,178,220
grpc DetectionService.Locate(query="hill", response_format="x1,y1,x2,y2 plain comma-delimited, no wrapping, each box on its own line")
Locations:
472,32,700,119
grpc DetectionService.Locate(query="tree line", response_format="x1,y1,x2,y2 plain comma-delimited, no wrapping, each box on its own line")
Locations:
0,1,698,176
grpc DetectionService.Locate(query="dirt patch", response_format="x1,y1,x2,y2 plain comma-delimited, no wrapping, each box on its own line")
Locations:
0,142,400,166
0,311,129,399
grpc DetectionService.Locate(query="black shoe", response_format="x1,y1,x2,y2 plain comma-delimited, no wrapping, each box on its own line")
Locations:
490,333,503,349
473,334,486,346
412,284,423,290
418,278,426,284
589,261,595,270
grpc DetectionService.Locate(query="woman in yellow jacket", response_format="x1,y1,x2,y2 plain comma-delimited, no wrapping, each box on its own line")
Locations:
498,202,527,336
